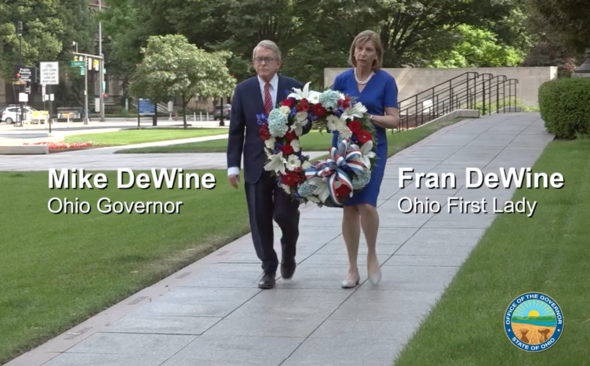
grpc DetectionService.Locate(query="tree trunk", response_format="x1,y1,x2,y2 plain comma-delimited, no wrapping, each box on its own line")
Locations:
182,93,188,129
219,97,225,127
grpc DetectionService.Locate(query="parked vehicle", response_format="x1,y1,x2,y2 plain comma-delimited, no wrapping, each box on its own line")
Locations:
0,105,37,124
213,104,232,120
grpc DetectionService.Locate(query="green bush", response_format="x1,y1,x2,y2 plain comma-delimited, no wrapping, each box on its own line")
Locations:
539,77,590,139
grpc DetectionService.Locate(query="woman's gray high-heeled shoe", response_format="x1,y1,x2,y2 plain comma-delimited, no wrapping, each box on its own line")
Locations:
341,268,360,288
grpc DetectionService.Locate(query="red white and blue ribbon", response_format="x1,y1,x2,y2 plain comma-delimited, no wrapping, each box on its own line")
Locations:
304,138,369,206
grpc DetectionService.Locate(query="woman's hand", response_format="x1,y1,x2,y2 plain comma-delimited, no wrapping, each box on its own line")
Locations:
370,107,400,129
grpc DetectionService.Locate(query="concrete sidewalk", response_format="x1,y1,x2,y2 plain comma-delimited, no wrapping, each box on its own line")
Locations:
4,113,554,366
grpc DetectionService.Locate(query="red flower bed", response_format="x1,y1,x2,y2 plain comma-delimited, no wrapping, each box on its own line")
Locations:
23,141,94,150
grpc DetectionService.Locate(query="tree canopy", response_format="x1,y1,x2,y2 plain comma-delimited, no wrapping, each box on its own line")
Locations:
128,34,236,127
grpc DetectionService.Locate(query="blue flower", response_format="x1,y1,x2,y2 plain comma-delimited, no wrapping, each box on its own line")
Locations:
352,169,371,190
256,113,268,123
268,109,289,137
297,180,316,197
318,90,341,110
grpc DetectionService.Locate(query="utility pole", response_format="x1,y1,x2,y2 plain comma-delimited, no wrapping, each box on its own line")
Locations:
72,52,102,124
84,56,89,124
17,21,24,127
98,0,105,122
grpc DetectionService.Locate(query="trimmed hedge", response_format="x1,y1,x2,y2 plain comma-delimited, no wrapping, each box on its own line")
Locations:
539,77,590,139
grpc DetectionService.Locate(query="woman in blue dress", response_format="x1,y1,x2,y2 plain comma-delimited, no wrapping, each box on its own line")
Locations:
331,30,400,288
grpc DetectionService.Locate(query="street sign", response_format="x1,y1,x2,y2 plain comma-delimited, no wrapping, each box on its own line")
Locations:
70,61,84,67
40,61,59,85
14,65,37,83
138,98,155,115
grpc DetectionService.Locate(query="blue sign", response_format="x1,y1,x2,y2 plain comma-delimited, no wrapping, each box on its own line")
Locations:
138,98,155,115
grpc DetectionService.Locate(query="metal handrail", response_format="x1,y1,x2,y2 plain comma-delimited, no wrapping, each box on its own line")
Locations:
396,71,519,132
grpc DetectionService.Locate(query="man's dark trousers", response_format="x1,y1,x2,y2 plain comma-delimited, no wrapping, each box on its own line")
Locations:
226,74,308,275
245,171,300,274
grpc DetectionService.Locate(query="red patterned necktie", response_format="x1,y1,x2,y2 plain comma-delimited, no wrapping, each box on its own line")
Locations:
264,82,272,116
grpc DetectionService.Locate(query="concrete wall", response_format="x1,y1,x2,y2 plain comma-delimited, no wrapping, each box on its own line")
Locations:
324,67,558,107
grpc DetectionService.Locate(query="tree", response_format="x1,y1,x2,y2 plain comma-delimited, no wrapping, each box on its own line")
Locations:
128,34,236,128
428,24,524,68
0,0,94,80
527,0,590,54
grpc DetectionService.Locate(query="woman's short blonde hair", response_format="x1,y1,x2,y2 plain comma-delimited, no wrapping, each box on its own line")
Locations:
348,30,383,71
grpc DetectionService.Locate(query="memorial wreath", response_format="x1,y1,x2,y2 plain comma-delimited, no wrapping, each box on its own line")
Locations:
257,82,378,207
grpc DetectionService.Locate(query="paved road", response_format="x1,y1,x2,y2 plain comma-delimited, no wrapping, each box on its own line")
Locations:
0,119,228,144
4,113,554,366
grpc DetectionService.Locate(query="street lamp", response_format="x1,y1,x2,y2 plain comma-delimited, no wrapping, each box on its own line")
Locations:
574,48,590,74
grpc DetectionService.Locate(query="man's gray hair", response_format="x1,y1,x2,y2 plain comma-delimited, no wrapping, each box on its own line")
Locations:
253,40,282,61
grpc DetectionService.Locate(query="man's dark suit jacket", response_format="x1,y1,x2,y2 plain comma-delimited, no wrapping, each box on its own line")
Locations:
227,74,311,184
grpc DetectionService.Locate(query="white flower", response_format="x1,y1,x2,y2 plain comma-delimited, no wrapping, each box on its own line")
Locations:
341,102,368,120
264,152,286,174
302,160,312,169
264,136,276,149
287,82,312,100
308,177,330,202
290,113,309,136
279,106,291,116
295,111,308,123
281,184,291,194
353,140,376,168
326,115,339,131
338,126,352,139
286,155,301,170
308,91,321,104
306,196,320,203
290,138,301,152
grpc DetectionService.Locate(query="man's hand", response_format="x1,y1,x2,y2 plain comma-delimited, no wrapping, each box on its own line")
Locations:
228,174,240,188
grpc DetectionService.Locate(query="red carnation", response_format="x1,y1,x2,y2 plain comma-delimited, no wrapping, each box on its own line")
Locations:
357,130,372,144
297,98,310,112
259,125,271,140
335,184,351,199
348,120,362,133
281,143,294,155
312,104,326,117
285,130,297,141
282,98,295,108
281,172,300,187
338,96,351,109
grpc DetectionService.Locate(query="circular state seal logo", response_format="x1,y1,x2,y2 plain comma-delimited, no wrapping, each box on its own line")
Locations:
504,292,564,352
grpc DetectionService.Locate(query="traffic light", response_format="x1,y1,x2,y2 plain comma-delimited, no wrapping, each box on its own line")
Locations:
15,71,20,80
74,55,78,61
103,93,107,98
93,59,99,71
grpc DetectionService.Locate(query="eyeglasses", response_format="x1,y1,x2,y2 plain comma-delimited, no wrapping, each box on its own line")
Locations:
253,57,276,64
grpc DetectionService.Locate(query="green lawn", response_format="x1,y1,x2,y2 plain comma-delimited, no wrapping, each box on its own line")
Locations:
115,118,464,154
0,116,465,364
0,170,248,364
64,128,227,146
394,140,590,365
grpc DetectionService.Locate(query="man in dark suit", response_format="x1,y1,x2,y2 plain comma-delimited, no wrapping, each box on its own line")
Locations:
226,40,311,289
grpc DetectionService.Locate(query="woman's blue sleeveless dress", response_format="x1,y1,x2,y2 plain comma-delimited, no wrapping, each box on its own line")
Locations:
331,68,399,207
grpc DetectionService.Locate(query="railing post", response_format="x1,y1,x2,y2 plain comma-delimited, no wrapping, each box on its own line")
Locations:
482,79,486,115
467,77,473,109
502,76,506,113
496,76,500,114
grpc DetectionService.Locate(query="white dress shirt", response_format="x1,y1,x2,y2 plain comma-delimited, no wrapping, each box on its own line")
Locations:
228,73,279,176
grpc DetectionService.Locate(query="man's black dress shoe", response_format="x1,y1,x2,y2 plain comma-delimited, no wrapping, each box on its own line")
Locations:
258,272,276,289
281,261,296,280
